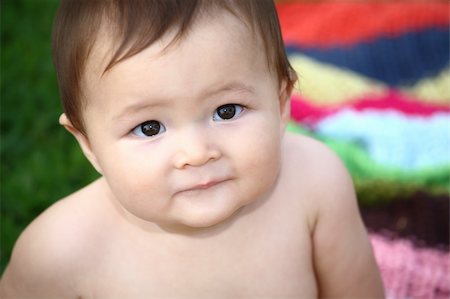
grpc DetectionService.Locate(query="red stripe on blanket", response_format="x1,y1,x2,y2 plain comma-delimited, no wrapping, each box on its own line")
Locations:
290,90,450,126
277,3,450,48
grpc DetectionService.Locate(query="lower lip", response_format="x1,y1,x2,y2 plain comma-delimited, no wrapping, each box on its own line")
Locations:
194,181,221,190
178,180,229,195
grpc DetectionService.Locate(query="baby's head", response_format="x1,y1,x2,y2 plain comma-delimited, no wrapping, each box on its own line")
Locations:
52,0,297,231
53,0,296,135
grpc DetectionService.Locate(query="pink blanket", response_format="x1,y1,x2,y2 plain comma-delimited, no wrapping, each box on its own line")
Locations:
370,233,449,299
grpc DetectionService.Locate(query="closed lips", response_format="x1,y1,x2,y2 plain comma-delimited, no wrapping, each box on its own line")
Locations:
176,179,230,195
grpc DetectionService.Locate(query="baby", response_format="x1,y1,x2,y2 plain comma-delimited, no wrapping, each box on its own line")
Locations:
1,0,384,298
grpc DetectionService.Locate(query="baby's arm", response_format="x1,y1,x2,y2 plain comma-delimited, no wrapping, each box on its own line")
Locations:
0,202,80,298
310,144,384,298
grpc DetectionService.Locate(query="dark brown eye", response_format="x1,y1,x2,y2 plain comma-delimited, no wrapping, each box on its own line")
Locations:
132,120,166,137
214,104,244,121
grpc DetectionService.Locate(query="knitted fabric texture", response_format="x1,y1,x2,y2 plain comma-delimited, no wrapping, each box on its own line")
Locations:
370,233,449,299
279,2,450,196
278,3,450,298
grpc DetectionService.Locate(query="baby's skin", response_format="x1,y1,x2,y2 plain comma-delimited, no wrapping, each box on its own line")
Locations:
0,10,384,299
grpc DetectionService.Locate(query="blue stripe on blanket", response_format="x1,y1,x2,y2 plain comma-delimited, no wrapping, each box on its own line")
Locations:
285,28,450,86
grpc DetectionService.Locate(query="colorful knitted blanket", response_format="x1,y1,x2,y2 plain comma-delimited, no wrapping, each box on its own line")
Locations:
277,3,450,298
277,2,450,200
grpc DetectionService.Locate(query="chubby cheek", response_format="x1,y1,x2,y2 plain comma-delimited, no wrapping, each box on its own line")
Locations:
233,115,283,198
96,143,172,219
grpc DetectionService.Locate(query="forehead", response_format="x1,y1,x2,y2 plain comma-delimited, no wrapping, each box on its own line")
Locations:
84,10,264,86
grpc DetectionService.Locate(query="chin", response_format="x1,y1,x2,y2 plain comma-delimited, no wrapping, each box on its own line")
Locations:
176,202,246,230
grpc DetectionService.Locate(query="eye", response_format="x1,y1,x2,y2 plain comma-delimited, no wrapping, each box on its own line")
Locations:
213,104,244,121
132,120,166,137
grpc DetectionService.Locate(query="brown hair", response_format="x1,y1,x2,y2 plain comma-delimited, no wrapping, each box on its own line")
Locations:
52,0,297,135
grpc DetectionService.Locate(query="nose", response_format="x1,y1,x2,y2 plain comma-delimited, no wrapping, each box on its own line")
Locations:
173,127,221,169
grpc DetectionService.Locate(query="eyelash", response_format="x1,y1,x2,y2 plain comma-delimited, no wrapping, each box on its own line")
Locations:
131,104,245,138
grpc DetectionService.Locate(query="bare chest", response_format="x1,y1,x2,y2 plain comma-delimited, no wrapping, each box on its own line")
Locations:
80,228,317,298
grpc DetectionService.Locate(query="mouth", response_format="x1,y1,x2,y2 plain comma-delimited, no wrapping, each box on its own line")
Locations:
176,179,230,195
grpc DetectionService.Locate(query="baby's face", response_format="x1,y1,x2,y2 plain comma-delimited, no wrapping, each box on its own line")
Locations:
81,12,288,231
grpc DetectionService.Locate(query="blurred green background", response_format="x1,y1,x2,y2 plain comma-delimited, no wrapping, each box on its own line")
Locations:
1,0,99,273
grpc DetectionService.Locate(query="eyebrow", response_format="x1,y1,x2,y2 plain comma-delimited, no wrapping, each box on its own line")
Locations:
112,81,256,121
112,101,167,122
202,81,256,99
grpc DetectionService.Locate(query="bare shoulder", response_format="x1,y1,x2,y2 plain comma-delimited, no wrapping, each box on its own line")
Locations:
282,133,384,297
281,132,352,205
275,132,352,233
283,132,348,177
0,179,109,297
282,132,359,232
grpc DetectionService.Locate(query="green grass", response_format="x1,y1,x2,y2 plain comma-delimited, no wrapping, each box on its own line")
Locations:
1,0,99,273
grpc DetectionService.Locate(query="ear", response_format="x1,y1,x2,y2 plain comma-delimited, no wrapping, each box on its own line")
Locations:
59,113,103,174
278,79,293,131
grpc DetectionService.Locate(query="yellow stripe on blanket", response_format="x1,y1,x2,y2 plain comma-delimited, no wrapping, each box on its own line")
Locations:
289,54,386,105
402,66,450,104
290,55,450,105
